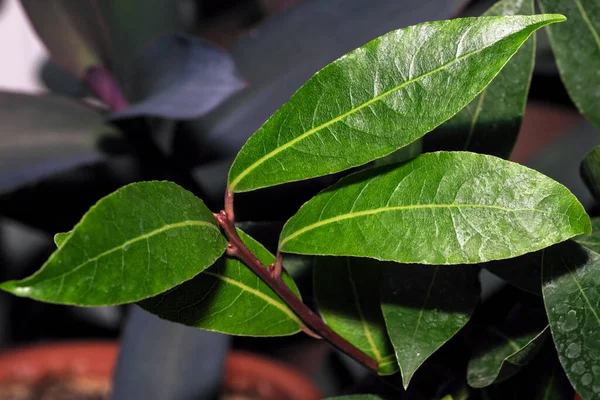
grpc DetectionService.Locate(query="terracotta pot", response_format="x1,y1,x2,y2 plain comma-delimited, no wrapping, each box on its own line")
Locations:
0,342,321,400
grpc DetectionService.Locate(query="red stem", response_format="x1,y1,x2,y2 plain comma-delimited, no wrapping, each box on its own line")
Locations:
214,210,378,373
84,66,128,112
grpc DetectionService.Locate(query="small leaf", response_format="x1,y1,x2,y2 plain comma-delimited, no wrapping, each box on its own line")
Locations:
424,0,536,159
279,152,590,265
381,264,480,388
574,217,600,253
227,15,565,193
314,257,398,375
139,229,302,336
0,182,227,306
581,145,600,201
542,241,600,400
467,326,548,388
111,35,245,120
54,231,71,248
538,0,600,128
0,92,119,193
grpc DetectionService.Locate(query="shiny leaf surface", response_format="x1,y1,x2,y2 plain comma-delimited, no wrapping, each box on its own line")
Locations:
574,217,600,253
424,0,535,159
0,182,227,306
542,241,600,400
467,326,548,388
228,15,565,192
279,152,590,265
539,0,600,128
381,264,480,388
139,230,302,336
314,257,397,375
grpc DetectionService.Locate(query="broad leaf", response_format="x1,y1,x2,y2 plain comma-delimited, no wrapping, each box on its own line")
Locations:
112,35,245,120
279,152,590,265
581,145,600,201
139,229,302,336
0,182,227,306
0,92,118,193
538,0,600,128
424,0,535,159
21,0,107,77
314,257,397,375
542,241,600,400
227,15,565,192
467,326,548,388
574,217,600,253
381,264,480,388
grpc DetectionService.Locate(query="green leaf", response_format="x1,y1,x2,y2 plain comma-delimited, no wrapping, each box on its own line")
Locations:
0,182,227,306
538,0,600,128
21,1,107,78
373,139,422,167
325,396,382,400
54,231,71,248
381,264,480,388
581,145,600,201
467,326,548,388
542,241,600,400
227,15,566,193
574,217,600,253
279,152,590,265
314,257,398,375
139,229,302,336
424,0,535,159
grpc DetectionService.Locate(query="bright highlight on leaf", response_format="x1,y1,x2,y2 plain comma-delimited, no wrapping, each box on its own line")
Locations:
0,182,227,306
228,14,565,193
139,229,303,337
542,241,600,400
279,152,590,265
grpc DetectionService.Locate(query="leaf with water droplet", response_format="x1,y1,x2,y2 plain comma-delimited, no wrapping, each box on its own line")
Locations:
542,241,600,400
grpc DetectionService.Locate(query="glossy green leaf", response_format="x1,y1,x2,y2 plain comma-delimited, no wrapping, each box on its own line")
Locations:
574,217,600,253
381,264,480,388
373,139,422,167
581,145,600,201
467,326,548,388
314,257,397,375
542,241,600,400
227,15,565,193
538,0,600,128
279,152,590,265
0,182,227,306
424,0,535,159
139,229,302,336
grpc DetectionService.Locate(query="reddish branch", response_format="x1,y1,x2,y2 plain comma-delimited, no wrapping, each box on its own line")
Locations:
215,194,378,373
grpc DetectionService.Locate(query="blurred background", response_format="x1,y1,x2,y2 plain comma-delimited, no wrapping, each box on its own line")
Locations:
0,0,597,399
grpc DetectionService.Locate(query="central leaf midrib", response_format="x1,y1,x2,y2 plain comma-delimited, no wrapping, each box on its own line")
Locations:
281,203,559,246
29,220,220,285
203,271,301,325
230,33,518,191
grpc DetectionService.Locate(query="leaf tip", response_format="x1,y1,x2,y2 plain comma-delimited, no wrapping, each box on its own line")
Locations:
0,280,25,295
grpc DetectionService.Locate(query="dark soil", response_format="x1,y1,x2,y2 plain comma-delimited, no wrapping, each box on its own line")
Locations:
0,376,109,400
